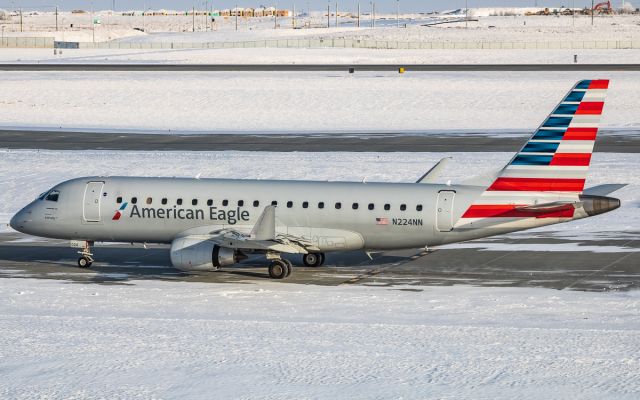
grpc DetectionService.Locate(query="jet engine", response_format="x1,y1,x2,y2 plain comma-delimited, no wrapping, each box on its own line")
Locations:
170,237,240,271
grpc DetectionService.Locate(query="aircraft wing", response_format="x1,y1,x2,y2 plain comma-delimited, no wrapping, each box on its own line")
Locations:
175,206,320,254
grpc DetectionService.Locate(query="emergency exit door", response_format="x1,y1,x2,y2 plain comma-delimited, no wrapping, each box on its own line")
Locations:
436,190,456,232
83,181,104,222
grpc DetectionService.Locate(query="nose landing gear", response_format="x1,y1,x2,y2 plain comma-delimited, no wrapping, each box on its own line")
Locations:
76,241,94,268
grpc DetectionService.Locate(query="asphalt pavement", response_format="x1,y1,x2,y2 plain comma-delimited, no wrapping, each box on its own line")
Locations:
1,128,639,152
1,232,638,292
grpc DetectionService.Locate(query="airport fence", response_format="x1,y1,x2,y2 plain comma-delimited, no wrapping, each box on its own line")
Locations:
2,36,640,50
0,37,55,48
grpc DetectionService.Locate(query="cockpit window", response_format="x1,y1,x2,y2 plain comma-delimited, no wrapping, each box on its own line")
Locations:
45,190,60,202
37,191,48,200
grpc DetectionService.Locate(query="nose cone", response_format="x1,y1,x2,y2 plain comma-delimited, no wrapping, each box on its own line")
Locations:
9,208,29,233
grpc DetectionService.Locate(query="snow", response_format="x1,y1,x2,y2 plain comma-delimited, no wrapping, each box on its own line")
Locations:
2,47,640,65
0,71,637,132
2,12,640,43
1,150,638,238
0,277,638,399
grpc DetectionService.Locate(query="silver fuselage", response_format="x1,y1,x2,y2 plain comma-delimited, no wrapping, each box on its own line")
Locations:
10,176,589,252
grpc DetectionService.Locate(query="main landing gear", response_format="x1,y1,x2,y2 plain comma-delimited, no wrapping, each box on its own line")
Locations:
77,241,94,268
302,252,325,268
268,258,293,279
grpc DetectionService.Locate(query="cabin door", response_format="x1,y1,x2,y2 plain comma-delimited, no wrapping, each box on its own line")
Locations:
436,190,455,232
83,181,104,222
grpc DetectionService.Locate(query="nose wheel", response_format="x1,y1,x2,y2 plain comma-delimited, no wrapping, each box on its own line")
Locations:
302,252,325,268
76,241,94,268
77,256,93,268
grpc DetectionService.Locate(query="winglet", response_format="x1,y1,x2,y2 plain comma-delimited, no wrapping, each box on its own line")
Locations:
250,205,276,241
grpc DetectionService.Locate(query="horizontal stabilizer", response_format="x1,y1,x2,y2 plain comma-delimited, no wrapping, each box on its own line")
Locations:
416,157,451,184
583,184,627,196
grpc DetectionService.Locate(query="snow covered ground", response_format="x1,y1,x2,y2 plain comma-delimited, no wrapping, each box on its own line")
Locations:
2,47,640,65
0,276,638,399
1,149,638,238
2,12,639,43
0,71,637,132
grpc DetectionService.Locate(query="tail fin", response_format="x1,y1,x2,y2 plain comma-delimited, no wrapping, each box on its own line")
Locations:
488,79,609,194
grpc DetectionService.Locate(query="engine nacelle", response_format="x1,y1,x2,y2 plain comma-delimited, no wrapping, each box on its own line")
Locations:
170,237,237,271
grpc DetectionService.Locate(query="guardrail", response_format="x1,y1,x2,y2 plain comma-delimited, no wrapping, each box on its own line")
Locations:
2,37,640,50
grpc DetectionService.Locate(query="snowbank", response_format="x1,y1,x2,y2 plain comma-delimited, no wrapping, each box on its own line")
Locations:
0,277,638,399
0,71,637,132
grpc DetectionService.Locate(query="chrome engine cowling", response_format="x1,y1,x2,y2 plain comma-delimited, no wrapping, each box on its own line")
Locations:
170,237,238,271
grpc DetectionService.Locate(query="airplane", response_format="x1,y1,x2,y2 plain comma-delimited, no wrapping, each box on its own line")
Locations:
10,79,623,279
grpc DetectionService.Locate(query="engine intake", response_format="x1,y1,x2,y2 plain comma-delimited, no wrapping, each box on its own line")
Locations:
170,237,239,271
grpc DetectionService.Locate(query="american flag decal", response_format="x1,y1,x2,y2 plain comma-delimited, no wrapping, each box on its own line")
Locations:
376,218,389,225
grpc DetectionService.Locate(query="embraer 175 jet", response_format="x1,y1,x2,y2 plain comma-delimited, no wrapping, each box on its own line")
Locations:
11,80,623,279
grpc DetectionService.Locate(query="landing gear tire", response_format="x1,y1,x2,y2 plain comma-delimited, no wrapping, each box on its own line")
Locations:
303,252,325,268
268,260,290,279
282,259,293,277
77,256,92,268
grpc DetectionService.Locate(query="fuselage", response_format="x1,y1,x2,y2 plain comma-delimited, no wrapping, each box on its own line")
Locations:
10,176,591,252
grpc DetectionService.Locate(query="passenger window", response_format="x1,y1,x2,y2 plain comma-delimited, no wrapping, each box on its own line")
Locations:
352,203,359,210
287,201,293,208
131,197,138,204
176,198,182,205
45,190,60,202
192,199,198,206
318,202,325,209
116,196,122,204
253,200,260,207
416,205,423,211
368,203,374,210
207,199,213,206
222,199,229,206
384,204,390,211
238,200,244,207
162,198,168,205
271,201,278,206
400,204,407,211
335,202,342,209
302,201,309,209
146,197,152,205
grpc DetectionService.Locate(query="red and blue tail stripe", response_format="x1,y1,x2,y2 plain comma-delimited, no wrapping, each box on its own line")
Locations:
457,79,608,227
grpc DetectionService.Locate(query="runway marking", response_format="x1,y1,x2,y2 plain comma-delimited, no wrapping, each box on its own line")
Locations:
340,249,434,285
563,240,637,290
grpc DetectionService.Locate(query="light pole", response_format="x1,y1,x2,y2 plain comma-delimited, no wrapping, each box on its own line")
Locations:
327,2,330,28
591,0,594,26
465,0,468,29
357,2,360,27
370,1,374,28
396,0,399,28
274,2,278,29
335,2,338,28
